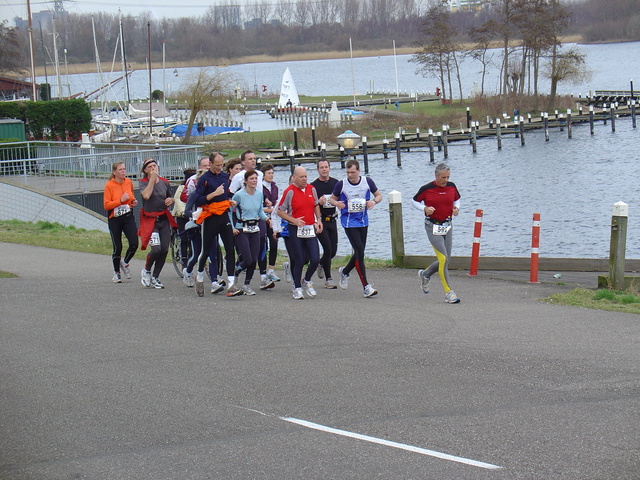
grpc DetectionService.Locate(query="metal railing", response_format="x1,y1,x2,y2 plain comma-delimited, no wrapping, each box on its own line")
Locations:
0,140,202,192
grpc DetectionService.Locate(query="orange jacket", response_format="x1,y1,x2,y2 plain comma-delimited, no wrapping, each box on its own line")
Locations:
195,200,231,224
103,178,136,218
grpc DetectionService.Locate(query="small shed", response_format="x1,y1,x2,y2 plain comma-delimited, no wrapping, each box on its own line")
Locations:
0,118,26,141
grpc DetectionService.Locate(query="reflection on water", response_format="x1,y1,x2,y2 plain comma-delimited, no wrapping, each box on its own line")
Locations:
271,118,640,259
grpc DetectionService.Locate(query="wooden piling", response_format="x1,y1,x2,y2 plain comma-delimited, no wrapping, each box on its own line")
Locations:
519,117,525,146
388,190,405,267
567,109,573,139
395,132,402,167
610,105,616,132
589,106,595,135
428,129,435,163
362,136,369,174
609,202,628,290
496,118,502,150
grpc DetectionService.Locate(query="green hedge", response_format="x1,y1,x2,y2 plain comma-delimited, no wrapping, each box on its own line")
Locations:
0,99,92,141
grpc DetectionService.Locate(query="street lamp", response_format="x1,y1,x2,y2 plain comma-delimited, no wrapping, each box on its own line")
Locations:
336,129,361,155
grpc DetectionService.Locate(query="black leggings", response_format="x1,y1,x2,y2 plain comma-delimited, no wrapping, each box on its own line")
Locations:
198,214,235,277
288,225,320,288
317,219,338,279
108,212,139,273
343,226,369,287
144,215,171,278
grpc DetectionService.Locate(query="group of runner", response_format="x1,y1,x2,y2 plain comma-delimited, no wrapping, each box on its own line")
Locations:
103,152,461,303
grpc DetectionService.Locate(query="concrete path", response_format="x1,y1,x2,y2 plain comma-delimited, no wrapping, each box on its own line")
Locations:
1,243,638,479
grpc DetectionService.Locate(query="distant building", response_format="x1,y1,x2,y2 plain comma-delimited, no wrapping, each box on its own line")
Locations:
450,0,484,12
213,4,241,28
0,76,39,101
13,10,53,30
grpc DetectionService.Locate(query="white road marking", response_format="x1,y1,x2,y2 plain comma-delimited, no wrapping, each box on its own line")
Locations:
279,416,503,470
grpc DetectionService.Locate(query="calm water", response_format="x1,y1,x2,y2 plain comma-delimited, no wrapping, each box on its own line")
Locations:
39,41,640,259
46,42,640,106
269,117,640,260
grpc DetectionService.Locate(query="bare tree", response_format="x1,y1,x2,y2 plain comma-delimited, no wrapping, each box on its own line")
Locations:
544,45,588,110
0,21,27,75
176,68,235,144
411,0,461,102
467,21,497,96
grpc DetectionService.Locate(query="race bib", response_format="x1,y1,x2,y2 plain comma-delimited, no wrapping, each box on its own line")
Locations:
432,223,451,236
149,232,161,246
242,219,260,234
297,224,316,238
322,194,333,208
347,198,366,213
113,204,131,217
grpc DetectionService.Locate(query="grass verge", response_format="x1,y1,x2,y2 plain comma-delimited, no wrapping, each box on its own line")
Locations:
0,220,395,270
544,288,640,315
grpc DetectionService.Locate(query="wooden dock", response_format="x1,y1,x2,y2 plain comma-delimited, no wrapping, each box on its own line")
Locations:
257,103,638,168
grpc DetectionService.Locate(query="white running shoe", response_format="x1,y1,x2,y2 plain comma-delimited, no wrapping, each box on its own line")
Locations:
195,271,204,297
260,278,275,290
242,285,256,296
226,283,243,297
338,267,349,289
183,268,194,287
418,269,430,294
302,280,317,297
283,262,292,283
210,282,224,294
363,284,378,298
292,287,304,300
151,277,164,289
445,290,460,304
141,269,151,287
120,261,131,279
112,272,122,283
324,278,337,289
267,271,281,282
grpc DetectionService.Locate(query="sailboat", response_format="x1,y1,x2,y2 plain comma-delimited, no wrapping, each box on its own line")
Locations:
277,67,300,108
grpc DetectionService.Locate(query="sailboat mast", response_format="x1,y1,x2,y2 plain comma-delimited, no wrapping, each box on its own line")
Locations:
147,21,152,137
26,0,37,100
119,18,131,104
350,37,356,108
393,40,399,99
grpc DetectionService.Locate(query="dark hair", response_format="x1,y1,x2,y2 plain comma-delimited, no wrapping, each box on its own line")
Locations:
261,163,274,173
183,168,196,184
244,169,257,182
346,159,360,170
316,159,329,169
240,150,254,163
225,157,242,174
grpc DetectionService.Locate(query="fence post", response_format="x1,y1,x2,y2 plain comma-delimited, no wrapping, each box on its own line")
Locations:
468,209,483,276
609,201,628,290
530,212,541,283
388,190,405,267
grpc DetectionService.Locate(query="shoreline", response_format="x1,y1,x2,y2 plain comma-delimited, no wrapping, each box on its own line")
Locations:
33,35,585,78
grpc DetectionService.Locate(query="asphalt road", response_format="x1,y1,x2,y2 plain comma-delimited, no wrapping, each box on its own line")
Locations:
1,243,639,479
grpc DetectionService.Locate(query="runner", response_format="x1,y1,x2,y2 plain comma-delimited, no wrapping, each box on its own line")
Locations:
229,150,263,194
230,170,268,295
103,161,138,283
259,163,280,288
330,159,382,298
277,166,323,300
193,152,241,297
311,159,339,289
412,162,461,304
138,158,177,289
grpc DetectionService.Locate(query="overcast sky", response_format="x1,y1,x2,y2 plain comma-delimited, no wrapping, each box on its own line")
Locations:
1,0,218,25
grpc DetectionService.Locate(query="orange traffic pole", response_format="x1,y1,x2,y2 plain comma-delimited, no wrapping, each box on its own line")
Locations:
530,212,541,283
468,209,483,276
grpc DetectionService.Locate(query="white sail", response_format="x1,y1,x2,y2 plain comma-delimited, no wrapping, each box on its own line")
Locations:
278,67,300,108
